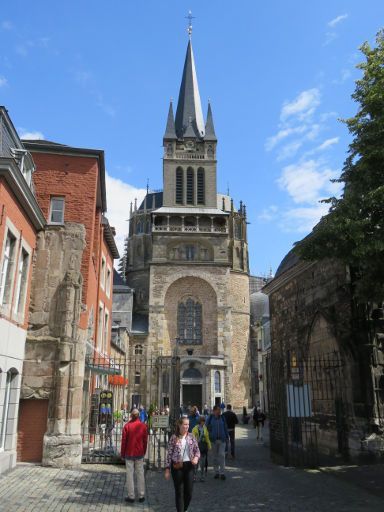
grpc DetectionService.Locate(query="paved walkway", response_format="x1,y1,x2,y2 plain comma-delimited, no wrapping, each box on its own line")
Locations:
1,425,383,511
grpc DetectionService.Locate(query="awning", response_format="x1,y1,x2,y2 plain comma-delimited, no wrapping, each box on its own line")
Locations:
85,362,122,376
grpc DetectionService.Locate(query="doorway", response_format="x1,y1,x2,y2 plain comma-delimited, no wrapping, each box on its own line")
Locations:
182,385,202,412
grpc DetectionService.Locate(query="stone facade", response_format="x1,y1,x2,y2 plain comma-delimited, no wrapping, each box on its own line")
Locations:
22,223,86,467
124,39,251,411
264,254,384,463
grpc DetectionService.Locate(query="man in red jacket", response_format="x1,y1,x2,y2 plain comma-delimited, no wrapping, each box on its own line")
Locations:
120,408,148,503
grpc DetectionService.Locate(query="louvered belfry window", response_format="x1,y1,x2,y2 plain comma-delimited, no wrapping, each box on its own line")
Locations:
176,167,183,204
177,298,202,344
197,168,205,204
186,167,194,204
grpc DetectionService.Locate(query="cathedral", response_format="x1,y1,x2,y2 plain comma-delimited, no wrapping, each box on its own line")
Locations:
124,36,251,410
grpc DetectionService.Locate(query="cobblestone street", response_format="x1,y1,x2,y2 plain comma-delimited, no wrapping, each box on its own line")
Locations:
1,425,383,511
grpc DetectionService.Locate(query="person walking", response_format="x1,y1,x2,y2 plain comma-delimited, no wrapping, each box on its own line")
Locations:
192,416,211,481
253,406,266,440
206,405,229,480
120,408,148,504
188,405,200,432
139,405,148,423
165,417,200,512
222,404,238,458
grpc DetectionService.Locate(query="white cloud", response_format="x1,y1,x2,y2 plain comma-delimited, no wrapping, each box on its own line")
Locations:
0,76,7,87
19,130,45,140
279,203,330,233
328,14,348,28
105,172,146,261
265,126,306,151
333,68,352,84
280,88,320,122
258,205,278,222
316,137,339,151
277,141,303,161
277,159,339,204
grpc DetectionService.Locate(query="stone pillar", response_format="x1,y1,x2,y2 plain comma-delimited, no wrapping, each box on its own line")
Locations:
22,223,87,468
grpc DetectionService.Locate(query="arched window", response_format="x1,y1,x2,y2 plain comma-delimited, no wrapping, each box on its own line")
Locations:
197,168,205,204
214,371,221,393
186,167,194,205
178,298,202,344
183,367,202,379
176,167,183,204
134,344,143,355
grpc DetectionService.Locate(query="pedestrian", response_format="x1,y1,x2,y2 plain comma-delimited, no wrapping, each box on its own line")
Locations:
120,408,148,504
220,400,225,413
253,406,266,440
205,405,229,480
222,404,239,458
139,405,148,423
192,415,211,481
203,403,209,416
188,405,200,432
165,417,200,512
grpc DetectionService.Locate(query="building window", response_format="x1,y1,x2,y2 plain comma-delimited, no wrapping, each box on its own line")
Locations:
0,370,17,451
178,298,202,344
13,248,30,317
185,245,195,261
134,344,143,355
186,167,194,204
176,167,183,204
0,230,17,307
49,197,65,224
106,266,112,298
100,255,106,290
214,371,221,393
97,303,104,351
103,309,109,354
135,372,141,385
197,168,205,204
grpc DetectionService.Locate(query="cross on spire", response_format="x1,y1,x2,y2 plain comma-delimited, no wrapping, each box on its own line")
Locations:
186,10,195,38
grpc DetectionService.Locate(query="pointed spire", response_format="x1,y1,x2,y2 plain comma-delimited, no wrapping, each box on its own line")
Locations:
205,101,217,141
175,40,205,139
163,100,177,139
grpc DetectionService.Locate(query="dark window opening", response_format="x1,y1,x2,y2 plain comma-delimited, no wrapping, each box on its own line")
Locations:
186,168,194,205
178,298,202,344
176,167,183,204
197,168,205,204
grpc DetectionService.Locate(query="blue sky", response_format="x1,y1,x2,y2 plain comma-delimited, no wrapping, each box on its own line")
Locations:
1,1,383,275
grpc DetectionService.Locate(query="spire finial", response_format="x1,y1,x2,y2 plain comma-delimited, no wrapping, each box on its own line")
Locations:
146,178,149,194
186,10,195,39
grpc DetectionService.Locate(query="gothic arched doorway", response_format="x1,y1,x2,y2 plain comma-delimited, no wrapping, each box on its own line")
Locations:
181,365,203,412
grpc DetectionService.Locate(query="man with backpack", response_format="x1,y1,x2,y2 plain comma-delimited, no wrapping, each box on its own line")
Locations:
205,405,229,480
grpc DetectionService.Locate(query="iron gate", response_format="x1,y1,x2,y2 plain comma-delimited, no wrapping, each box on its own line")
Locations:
81,353,180,468
267,351,349,467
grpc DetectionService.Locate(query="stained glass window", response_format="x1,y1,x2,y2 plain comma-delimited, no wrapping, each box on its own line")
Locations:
177,298,202,344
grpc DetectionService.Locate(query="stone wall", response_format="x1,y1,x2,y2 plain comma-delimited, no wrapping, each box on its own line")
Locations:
21,223,86,467
265,257,383,462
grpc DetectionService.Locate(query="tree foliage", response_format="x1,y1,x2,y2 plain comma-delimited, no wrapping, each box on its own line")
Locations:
295,30,384,301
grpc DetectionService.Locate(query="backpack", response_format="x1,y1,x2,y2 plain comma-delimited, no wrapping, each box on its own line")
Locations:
197,427,208,455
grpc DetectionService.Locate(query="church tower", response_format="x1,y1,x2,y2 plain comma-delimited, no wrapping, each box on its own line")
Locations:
125,31,250,410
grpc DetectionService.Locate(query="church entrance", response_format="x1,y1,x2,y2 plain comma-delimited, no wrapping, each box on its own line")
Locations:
182,384,202,412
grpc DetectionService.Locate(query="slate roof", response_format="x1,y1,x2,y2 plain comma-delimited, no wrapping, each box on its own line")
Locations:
275,249,300,278
175,40,205,140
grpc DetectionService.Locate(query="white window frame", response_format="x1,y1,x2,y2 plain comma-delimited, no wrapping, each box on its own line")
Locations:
97,302,104,352
103,308,110,354
0,220,20,314
106,264,112,298
0,371,12,452
12,240,32,322
49,196,65,225
100,254,106,291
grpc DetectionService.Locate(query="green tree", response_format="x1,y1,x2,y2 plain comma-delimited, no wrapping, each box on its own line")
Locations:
295,30,384,301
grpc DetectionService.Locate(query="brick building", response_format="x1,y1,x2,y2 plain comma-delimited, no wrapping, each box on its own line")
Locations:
0,107,45,474
18,140,119,467
121,37,251,411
